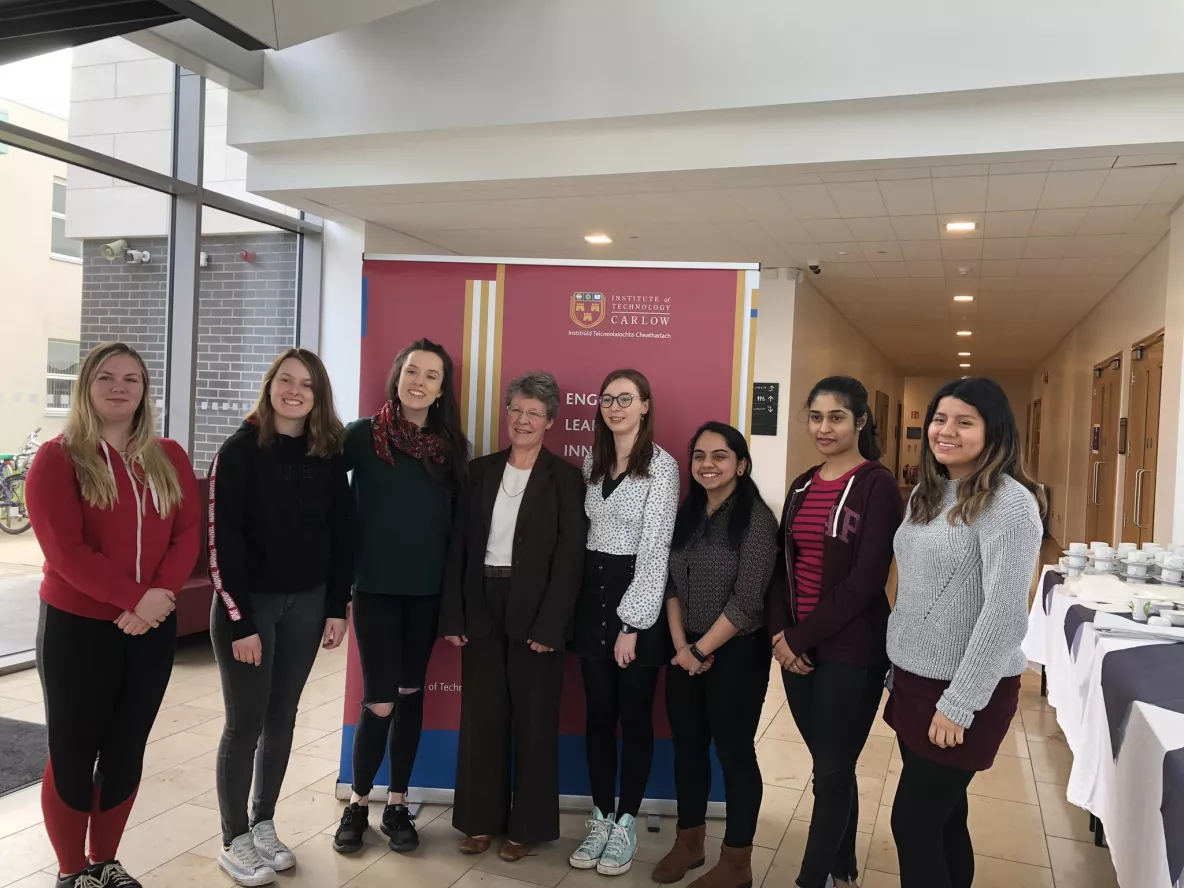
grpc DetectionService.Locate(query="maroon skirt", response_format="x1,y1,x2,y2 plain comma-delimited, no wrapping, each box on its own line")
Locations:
883,666,1020,772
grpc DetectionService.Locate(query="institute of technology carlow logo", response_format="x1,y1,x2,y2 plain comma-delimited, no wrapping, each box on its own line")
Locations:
570,292,605,329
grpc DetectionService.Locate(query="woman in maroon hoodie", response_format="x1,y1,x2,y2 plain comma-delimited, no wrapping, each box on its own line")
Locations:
26,342,200,888
768,376,904,888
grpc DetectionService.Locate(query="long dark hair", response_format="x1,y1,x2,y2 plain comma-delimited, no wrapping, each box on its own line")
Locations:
589,368,655,482
806,376,880,461
672,421,768,550
387,338,469,491
911,377,1045,525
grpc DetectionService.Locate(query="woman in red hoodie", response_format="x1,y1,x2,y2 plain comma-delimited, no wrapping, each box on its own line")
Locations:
768,376,904,888
26,342,200,888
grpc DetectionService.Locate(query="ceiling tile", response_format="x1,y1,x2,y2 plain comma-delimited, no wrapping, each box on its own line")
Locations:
727,188,795,221
1057,257,1105,275
820,170,878,183
801,218,855,242
826,182,889,218
910,278,948,291
982,238,1028,259
891,215,940,240
1049,156,1116,172
906,261,946,278
679,190,751,222
933,177,989,214
1117,232,1167,255
930,164,991,178
875,168,931,180
870,261,910,278
1029,208,1087,237
880,179,937,215
1130,203,1173,234
828,263,877,278
779,184,841,219
1018,258,1064,275
941,241,984,261
979,258,1021,276
760,219,818,244
979,277,1017,291
1113,154,1180,168
1023,236,1073,259
1093,167,1172,206
1037,170,1108,209
899,240,944,260
858,241,904,262
984,211,1035,238
1094,256,1141,275
773,242,822,263
880,278,922,291
820,243,865,262
986,174,1046,211
990,161,1052,174
1076,205,1142,235
845,217,897,240
1152,167,1184,203
1065,235,1128,258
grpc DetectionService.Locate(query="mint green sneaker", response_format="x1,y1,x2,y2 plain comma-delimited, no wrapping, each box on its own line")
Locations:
596,813,638,876
569,809,614,869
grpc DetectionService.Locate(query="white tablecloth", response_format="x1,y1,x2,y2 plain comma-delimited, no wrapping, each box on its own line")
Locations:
1023,567,1184,888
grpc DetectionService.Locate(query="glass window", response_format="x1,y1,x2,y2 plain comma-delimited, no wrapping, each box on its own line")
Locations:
0,143,171,449
192,210,299,468
45,339,80,414
50,179,83,260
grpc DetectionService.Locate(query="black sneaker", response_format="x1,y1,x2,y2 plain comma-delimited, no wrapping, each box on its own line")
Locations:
55,872,102,888
333,803,370,853
380,804,419,852
89,860,141,887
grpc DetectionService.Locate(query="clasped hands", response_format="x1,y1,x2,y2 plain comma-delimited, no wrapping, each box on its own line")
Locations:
771,630,814,675
444,634,554,654
115,586,176,635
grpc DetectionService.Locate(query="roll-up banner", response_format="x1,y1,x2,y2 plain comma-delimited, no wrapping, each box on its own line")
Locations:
339,256,761,815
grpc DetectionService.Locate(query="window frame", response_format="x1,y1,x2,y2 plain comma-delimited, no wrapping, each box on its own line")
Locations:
45,338,81,417
49,177,83,264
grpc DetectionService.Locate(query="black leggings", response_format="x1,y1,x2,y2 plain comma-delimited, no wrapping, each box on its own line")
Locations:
890,739,976,888
666,631,768,848
38,603,176,875
350,592,441,797
580,656,661,820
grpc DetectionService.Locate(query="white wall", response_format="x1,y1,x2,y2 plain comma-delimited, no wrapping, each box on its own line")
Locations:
1032,237,1170,544
786,280,902,485
231,0,1184,146
1159,208,1184,540
321,218,366,422
750,269,793,508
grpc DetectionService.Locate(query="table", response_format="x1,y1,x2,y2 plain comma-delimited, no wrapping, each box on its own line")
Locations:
1023,567,1184,888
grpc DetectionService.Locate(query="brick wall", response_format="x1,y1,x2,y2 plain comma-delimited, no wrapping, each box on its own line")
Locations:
79,232,298,468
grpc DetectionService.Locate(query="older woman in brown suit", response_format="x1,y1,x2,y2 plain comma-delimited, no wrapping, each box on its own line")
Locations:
440,371,587,861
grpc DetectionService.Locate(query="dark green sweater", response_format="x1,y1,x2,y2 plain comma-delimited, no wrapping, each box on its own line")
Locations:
344,418,454,596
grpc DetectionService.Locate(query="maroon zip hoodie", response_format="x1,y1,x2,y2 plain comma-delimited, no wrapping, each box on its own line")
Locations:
767,460,904,665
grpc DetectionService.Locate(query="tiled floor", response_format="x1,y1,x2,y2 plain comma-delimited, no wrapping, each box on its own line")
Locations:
0,635,1121,888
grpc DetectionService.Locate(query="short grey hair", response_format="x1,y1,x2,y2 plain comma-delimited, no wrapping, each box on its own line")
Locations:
504,371,561,421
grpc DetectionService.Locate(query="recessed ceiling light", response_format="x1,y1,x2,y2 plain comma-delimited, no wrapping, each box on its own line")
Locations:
584,234,612,245
956,330,972,337
958,352,971,356
946,221,977,232
953,295,974,302
959,363,971,368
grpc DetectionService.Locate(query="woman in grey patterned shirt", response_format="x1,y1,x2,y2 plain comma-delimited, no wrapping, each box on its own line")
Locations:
885,377,1044,888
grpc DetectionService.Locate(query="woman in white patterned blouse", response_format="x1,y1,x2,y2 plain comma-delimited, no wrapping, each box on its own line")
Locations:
567,368,681,878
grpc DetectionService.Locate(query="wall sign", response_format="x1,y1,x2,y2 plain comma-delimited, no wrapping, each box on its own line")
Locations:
751,382,779,436
906,426,923,440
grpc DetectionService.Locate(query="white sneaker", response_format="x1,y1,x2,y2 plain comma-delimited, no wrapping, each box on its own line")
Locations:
252,820,296,872
218,833,277,886
568,809,614,869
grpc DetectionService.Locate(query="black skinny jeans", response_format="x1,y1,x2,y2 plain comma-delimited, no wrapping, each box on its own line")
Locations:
782,658,888,888
580,657,661,820
890,739,976,888
665,630,768,848
211,590,325,845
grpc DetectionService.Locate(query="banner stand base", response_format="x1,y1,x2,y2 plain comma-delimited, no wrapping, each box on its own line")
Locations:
334,784,727,826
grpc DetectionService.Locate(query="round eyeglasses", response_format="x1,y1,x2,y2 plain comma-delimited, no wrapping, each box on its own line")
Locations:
599,393,635,409
507,406,548,422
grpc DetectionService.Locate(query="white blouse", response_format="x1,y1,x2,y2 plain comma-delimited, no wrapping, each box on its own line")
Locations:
485,464,531,567
583,445,681,630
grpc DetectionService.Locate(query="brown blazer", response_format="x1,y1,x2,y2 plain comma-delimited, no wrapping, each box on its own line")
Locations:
439,447,587,651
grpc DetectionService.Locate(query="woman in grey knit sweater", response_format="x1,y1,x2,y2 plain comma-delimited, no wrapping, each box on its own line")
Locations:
884,377,1044,888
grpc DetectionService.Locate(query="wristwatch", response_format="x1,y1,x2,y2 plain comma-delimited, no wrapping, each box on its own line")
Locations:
619,623,637,635
689,644,708,663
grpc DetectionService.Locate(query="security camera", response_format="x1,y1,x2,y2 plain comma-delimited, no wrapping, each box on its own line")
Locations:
808,260,822,275
100,239,129,261
125,249,151,264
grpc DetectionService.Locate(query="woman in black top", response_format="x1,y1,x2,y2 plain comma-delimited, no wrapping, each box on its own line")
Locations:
333,338,468,856
208,348,352,886
653,422,778,888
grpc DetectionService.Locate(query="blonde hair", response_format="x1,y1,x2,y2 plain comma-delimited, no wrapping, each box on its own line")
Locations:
247,348,344,458
63,342,184,516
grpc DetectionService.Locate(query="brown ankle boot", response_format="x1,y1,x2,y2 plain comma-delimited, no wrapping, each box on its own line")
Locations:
651,824,706,883
688,842,753,888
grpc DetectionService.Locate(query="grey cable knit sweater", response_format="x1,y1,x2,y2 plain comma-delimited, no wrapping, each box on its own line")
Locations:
887,476,1042,728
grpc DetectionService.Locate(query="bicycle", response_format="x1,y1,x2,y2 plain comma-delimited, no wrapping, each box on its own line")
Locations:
0,428,40,535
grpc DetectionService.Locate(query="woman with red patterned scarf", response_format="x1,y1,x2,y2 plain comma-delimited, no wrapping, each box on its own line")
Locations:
333,338,469,856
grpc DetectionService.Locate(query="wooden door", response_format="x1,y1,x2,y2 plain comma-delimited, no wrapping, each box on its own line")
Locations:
1123,338,1164,545
1029,399,1042,477
1085,357,1121,544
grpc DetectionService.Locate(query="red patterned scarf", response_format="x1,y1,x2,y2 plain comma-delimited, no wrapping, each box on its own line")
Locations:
372,400,446,465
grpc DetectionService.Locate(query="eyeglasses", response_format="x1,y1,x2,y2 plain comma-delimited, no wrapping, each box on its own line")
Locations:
599,393,636,409
507,406,548,422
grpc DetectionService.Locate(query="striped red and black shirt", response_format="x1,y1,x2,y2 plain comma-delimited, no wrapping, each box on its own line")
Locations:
790,463,863,621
